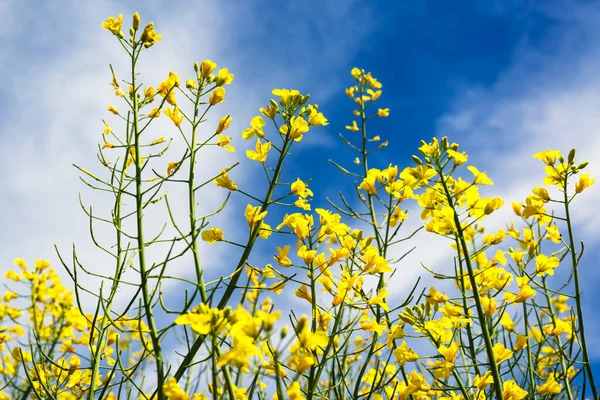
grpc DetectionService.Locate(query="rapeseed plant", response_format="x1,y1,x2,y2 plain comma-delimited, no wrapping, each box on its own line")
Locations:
0,11,596,400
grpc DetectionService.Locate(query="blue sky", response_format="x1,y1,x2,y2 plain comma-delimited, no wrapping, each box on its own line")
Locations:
1,0,600,386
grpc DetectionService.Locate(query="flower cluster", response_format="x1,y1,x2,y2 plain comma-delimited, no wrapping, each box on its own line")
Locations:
0,11,595,400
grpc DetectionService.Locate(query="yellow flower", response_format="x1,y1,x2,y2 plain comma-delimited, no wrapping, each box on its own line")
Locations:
426,287,448,305
493,343,513,364
288,382,305,400
185,79,197,90
242,116,266,140
217,134,235,152
468,166,494,185
575,173,594,193
480,296,497,317
214,169,237,190
163,377,189,400
447,148,468,165
502,380,527,400
532,149,561,166
260,105,278,119
140,22,162,47
538,375,562,395
157,72,180,105
107,105,119,115
200,60,217,78
217,335,262,371
164,106,184,127
245,204,267,228
367,288,389,312
438,342,459,364
514,284,535,303
148,108,160,118
514,334,528,351
272,88,302,106
280,116,309,141
201,227,224,244
246,139,271,163
291,178,313,198
167,162,179,176
4,270,20,282
534,254,559,276
418,138,440,158
360,313,387,335
346,121,359,132
275,245,292,267
367,89,381,101
376,108,389,117
295,285,312,304
216,114,232,134
546,224,562,243
209,87,226,105
102,14,123,36
406,370,430,394
214,68,234,86
307,105,328,126
500,312,515,332
351,67,362,78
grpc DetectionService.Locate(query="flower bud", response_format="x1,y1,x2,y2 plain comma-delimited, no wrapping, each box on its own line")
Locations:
568,148,576,164
185,79,196,90
412,155,423,165
194,61,199,72
200,60,217,79
300,94,310,106
209,87,225,105
295,316,307,334
132,12,140,30
578,161,588,170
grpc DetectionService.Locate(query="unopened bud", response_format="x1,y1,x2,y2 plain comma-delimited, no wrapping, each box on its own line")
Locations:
300,94,310,106
129,27,135,37
578,161,588,170
568,148,576,164
280,326,288,339
295,316,307,334
194,61,199,72
412,155,423,165
441,136,448,150
132,12,140,31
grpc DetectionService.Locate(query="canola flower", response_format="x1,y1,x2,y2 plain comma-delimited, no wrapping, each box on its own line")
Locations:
0,11,596,400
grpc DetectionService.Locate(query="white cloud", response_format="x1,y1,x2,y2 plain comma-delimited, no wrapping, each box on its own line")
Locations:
432,6,600,356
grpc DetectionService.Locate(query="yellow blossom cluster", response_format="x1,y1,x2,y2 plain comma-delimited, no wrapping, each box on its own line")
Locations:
1,11,594,400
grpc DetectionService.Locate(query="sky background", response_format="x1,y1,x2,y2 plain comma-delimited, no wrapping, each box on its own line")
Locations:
1,0,600,384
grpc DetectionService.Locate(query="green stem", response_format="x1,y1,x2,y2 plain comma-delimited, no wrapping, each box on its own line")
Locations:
435,159,504,400
131,42,165,399
563,184,598,399
173,125,293,383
